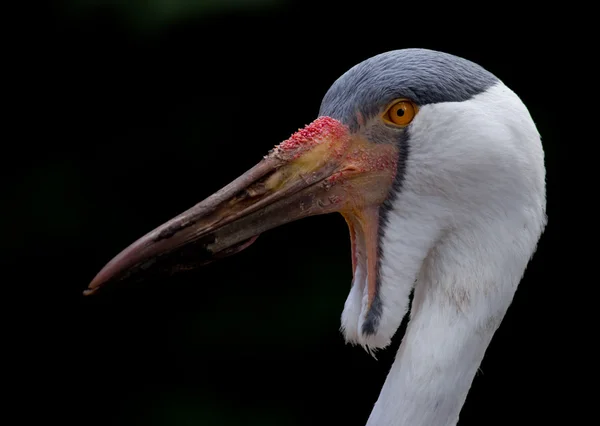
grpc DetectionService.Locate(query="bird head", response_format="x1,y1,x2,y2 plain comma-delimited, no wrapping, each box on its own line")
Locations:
85,49,546,353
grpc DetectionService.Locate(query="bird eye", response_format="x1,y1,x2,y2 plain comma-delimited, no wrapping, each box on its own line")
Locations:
384,100,417,126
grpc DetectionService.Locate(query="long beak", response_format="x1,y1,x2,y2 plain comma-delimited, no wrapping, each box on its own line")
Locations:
84,116,398,302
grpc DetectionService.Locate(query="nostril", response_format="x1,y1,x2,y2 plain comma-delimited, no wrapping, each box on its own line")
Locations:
342,165,360,174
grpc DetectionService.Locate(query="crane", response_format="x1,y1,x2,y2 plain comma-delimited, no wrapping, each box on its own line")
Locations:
85,48,547,426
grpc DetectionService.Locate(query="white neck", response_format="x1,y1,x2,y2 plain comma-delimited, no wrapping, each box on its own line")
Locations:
367,222,528,426
339,83,546,426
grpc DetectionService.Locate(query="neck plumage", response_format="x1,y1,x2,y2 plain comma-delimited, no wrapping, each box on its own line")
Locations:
348,82,546,425
355,199,541,426
366,225,506,426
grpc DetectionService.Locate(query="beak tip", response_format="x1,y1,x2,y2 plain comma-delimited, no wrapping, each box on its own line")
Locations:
83,271,108,296
83,281,101,296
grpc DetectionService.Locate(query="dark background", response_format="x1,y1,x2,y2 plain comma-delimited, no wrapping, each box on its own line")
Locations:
8,1,567,425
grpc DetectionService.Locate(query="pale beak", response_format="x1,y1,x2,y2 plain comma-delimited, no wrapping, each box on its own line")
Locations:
84,116,398,311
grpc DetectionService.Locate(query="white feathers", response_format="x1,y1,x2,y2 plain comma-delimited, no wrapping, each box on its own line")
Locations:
340,82,546,426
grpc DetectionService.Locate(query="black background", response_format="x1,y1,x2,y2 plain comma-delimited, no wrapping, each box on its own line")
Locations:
8,1,568,425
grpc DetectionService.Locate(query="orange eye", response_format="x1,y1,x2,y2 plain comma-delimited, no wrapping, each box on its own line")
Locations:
384,100,417,126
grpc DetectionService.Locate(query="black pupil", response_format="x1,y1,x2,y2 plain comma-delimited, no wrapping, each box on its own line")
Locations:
396,108,405,117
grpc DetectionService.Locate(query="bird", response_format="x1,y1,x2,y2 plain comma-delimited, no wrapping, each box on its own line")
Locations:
85,48,547,426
